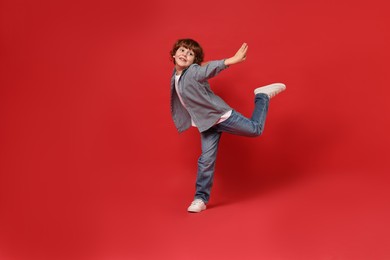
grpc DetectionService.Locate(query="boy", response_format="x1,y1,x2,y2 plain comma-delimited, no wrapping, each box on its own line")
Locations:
170,39,286,213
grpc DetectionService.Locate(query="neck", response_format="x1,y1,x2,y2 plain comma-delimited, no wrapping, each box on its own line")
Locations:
175,64,187,75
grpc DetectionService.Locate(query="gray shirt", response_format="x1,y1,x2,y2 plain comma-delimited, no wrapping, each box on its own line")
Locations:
170,60,232,133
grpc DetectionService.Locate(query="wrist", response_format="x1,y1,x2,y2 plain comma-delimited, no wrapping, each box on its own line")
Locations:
224,57,235,66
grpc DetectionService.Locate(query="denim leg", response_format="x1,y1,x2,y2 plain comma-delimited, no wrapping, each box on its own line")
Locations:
194,94,269,203
217,94,269,137
252,93,269,126
195,128,222,203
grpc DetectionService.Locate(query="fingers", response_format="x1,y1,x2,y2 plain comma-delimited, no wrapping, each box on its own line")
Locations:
241,42,248,52
239,43,248,57
228,42,248,65
240,43,248,61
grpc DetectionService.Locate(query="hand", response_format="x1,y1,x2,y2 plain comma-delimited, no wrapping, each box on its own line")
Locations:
224,43,248,66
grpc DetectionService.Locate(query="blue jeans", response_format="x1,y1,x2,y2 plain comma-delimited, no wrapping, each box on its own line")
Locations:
195,94,269,203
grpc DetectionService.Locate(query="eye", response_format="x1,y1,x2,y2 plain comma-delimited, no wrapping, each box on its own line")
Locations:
189,52,194,56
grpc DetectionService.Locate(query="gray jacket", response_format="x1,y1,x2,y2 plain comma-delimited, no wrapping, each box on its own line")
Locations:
170,60,232,133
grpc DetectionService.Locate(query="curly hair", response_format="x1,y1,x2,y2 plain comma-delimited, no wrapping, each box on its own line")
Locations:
170,39,204,65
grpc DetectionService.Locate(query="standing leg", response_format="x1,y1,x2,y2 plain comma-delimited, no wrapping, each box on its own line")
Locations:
194,127,222,204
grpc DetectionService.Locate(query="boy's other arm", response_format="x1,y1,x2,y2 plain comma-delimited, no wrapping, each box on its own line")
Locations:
224,43,248,66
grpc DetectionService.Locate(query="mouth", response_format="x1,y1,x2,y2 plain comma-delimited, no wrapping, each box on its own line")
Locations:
178,56,187,62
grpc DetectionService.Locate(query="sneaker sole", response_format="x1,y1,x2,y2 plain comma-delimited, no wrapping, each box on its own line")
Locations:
254,83,286,96
187,206,206,213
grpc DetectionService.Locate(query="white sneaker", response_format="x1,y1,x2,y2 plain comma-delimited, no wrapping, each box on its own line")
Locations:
187,199,206,213
254,83,286,98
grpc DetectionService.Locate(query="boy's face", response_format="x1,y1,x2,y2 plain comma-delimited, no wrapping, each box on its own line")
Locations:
174,46,195,70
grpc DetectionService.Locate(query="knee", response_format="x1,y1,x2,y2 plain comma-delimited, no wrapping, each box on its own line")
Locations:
252,130,262,137
251,125,264,137
198,154,216,169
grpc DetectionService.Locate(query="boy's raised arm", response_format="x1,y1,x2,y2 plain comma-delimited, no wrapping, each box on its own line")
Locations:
224,43,248,66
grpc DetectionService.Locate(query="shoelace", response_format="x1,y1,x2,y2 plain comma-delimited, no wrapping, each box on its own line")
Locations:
269,90,280,98
191,200,203,206
269,88,284,98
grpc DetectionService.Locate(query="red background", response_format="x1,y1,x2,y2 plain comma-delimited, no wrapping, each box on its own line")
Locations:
1,0,389,259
